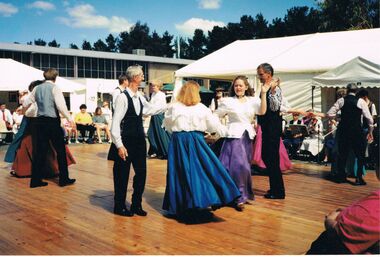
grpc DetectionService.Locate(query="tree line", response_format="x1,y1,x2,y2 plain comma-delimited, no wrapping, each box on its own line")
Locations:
25,0,379,60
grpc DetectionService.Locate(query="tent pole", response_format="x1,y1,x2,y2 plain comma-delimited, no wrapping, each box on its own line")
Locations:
311,84,316,110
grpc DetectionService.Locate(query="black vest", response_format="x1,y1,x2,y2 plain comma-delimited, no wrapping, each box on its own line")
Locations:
257,90,282,137
121,91,144,140
339,94,362,133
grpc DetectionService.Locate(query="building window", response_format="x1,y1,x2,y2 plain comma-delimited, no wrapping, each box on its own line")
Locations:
8,92,18,103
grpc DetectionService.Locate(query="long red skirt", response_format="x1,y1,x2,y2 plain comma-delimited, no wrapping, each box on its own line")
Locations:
252,125,292,171
11,134,76,177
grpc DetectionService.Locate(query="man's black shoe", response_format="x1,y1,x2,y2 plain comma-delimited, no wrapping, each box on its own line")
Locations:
59,178,76,187
114,206,134,217
264,193,285,199
331,176,348,184
130,206,147,216
30,180,48,188
354,177,367,186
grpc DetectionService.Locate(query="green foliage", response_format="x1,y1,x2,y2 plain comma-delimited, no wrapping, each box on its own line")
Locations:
69,43,79,49
48,39,60,48
93,39,108,52
34,38,46,46
82,40,93,50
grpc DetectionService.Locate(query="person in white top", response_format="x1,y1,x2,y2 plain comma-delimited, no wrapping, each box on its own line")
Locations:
215,75,268,211
12,106,23,134
111,74,129,111
162,80,241,220
300,116,324,157
110,65,166,217
315,83,373,185
209,87,224,112
0,102,13,131
146,79,171,159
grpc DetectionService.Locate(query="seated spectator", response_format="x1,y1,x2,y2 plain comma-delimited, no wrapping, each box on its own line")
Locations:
92,107,111,144
101,101,112,126
1,102,14,142
283,113,304,158
12,106,24,134
300,116,324,158
322,119,337,164
307,161,380,254
74,104,95,144
61,112,79,144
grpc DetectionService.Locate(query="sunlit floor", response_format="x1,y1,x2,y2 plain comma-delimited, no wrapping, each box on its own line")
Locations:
0,143,378,254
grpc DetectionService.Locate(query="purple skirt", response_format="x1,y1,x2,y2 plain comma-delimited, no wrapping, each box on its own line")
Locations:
219,131,254,204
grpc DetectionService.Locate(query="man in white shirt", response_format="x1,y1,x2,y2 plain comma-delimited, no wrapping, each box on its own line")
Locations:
111,74,129,111
327,83,373,185
23,68,76,188
110,65,166,217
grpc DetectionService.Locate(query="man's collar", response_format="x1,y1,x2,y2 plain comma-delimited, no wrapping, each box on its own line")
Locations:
126,87,139,98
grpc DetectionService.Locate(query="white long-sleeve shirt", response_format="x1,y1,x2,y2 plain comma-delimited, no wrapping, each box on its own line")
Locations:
111,87,167,148
163,102,227,136
22,81,72,121
149,91,167,114
327,93,373,132
214,96,260,139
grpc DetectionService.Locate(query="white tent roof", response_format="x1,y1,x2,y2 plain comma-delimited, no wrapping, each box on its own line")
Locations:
175,28,380,79
0,58,85,92
312,56,380,88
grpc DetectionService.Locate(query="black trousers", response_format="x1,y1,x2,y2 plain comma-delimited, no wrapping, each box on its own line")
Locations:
76,124,95,138
336,130,366,179
31,117,69,182
113,136,147,208
262,129,285,196
306,229,350,255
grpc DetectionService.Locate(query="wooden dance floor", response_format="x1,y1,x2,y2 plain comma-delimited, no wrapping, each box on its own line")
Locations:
0,143,378,255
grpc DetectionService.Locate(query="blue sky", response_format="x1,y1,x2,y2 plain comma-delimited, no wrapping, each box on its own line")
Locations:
0,0,318,48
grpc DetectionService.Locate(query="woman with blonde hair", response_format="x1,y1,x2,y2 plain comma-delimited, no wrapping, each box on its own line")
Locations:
162,80,240,220
147,79,171,159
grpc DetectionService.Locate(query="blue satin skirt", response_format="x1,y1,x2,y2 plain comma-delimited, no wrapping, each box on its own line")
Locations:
163,131,240,215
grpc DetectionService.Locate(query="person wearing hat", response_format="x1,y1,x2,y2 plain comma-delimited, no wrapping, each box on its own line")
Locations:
324,83,374,185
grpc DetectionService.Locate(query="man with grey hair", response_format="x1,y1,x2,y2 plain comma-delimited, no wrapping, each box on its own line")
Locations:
110,65,166,216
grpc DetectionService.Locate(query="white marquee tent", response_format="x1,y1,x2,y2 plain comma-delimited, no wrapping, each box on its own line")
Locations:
312,56,380,88
0,58,85,93
175,28,380,112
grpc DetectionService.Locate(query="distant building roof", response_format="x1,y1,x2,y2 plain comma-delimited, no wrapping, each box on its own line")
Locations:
0,42,193,66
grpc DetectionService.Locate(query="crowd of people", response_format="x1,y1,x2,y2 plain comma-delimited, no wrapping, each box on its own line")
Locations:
2,64,379,254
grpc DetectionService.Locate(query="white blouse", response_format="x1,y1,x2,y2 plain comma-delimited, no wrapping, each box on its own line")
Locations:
215,96,261,139
150,91,167,113
163,102,226,136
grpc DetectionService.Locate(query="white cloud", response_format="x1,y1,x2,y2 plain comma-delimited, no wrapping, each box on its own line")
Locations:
28,1,56,11
198,0,221,9
175,17,225,36
57,4,133,32
0,2,18,17
62,0,70,7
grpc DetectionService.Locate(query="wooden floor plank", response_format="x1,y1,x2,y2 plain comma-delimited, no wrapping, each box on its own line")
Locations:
0,143,378,254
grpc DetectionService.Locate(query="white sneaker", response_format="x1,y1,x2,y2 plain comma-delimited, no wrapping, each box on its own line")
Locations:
75,140,80,144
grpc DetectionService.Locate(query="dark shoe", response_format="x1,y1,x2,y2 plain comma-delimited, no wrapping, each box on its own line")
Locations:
234,203,244,212
114,206,134,217
331,176,348,184
354,177,367,186
30,180,48,188
264,193,285,199
59,178,76,187
130,205,147,216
